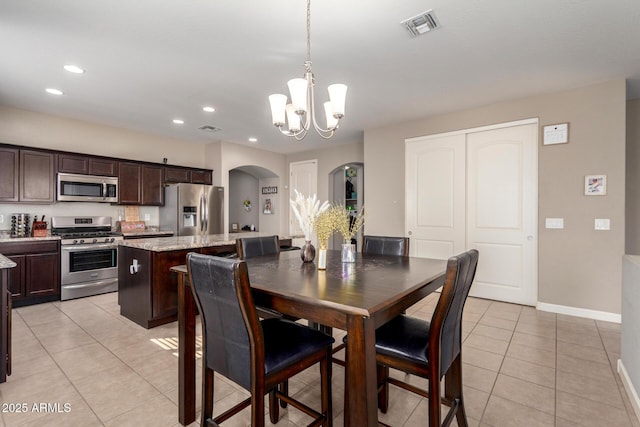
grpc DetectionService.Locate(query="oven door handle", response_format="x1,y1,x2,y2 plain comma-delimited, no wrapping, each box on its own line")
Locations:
62,244,119,251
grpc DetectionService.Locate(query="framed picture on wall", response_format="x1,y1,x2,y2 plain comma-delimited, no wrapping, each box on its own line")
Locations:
585,174,607,196
263,197,273,214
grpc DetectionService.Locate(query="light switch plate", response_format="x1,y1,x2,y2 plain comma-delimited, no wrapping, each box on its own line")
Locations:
144,213,151,221
545,218,564,229
595,218,610,230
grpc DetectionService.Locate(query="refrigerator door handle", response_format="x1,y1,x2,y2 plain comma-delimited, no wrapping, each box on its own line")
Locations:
199,193,205,233
203,194,209,234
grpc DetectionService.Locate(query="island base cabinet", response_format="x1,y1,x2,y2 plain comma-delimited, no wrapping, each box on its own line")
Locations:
119,246,192,329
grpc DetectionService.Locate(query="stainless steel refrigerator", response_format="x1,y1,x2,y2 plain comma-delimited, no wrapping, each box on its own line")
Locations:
159,184,224,236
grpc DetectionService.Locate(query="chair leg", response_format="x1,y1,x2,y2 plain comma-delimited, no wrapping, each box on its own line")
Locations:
377,364,390,413
428,374,441,427
279,380,289,408
445,354,468,427
201,367,214,427
251,384,265,427
320,350,333,426
269,388,279,424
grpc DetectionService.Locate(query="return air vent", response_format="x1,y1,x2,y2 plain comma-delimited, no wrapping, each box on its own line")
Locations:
198,125,221,132
401,10,440,38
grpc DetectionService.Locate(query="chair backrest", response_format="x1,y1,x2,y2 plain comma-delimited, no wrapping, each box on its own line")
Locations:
430,249,479,378
236,235,280,259
186,252,263,391
362,235,410,257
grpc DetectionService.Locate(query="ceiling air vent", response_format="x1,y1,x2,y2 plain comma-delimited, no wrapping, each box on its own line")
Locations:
401,10,440,38
198,125,221,132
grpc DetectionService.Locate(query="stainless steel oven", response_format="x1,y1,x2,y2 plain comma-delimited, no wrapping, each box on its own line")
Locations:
52,216,123,301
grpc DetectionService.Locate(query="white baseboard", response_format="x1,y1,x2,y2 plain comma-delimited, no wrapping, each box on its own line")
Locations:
536,302,621,323
618,359,640,423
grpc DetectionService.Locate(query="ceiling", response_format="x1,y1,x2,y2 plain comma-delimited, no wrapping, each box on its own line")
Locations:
2,0,640,154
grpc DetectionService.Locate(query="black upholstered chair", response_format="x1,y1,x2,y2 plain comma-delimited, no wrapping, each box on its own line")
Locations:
362,235,410,257
374,249,479,427
187,253,334,427
236,235,280,259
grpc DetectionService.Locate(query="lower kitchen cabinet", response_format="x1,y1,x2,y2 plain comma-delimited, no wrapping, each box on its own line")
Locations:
1,266,12,383
0,241,60,307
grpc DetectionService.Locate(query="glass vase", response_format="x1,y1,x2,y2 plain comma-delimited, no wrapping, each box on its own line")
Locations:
300,240,316,263
341,243,356,263
317,248,327,270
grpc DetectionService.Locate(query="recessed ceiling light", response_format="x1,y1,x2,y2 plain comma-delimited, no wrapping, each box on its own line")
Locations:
248,137,258,142
64,65,85,74
172,119,184,124
202,106,215,113
45,88,63,95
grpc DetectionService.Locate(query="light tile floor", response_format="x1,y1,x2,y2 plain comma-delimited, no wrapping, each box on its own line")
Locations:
0,292,638,427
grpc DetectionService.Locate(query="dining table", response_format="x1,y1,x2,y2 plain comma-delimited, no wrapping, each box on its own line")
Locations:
171,248,447,426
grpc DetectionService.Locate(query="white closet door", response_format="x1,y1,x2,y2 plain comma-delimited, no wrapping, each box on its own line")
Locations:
406,133,466,259
406,121,538,306
467,124,538,305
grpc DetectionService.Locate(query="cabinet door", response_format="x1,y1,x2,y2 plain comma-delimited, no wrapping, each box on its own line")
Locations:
89,158,118,176
142,165,164,206
164,167,191,183
25,252,59,297
0,148,19,202
5,255,25,299
118,162,142,204
20,150,55,203
191,170,212,185
58,154,89,174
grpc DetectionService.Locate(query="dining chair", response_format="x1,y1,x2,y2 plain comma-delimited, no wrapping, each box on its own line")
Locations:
373,249,479,427
236,235,280,259
361,235,410,257
333,235,411,366
187,253,334,427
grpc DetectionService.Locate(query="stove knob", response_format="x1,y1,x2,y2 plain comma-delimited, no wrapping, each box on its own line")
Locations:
73,240,78,245
93,238,98,244
79,239,85,244
110,237,116,243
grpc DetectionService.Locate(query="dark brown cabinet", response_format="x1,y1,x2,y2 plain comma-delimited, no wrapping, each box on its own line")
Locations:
1,266,11,383
58,153,118,176
142,165,164,205
118,162,164,205
20,150,55,203
0,148,54,203
0,241,60,307
0,148,19,202
165,166,212,185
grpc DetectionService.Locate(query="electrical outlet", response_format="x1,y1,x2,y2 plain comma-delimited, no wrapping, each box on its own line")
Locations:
545,218,564,229
144,213,151,221
0,214,3,224
594,218,610,230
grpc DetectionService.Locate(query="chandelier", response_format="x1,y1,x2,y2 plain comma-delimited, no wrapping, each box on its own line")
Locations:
268,0,347,141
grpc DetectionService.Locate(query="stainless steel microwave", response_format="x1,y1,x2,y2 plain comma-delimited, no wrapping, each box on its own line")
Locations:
57,173,118,203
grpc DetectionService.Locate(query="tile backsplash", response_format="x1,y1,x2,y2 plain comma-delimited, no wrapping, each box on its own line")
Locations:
0,203,159,231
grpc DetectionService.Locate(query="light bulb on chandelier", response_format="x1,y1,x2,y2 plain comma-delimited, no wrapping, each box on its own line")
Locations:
268,0,347,141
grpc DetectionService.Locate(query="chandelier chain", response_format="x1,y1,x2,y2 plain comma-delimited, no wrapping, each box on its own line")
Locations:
306,0,312,66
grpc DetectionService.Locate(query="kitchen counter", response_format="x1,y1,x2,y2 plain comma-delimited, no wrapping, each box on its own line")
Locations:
118,232,293,328
119,232,292,252
121,230,175,239
0,254,17,269
0,235,60,243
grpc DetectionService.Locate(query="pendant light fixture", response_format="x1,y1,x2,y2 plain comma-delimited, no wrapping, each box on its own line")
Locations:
268,0,347,141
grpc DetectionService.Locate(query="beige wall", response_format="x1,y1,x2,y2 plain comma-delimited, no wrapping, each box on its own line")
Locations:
0,105,207,167
627,99,640,254
286,142,365,205
364,80,626,314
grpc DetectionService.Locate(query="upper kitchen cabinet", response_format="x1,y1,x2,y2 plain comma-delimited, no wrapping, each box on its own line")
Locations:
58,153,118,176
0,147,54,203
0,147,19,202
118,162,164,206
164,166,212,184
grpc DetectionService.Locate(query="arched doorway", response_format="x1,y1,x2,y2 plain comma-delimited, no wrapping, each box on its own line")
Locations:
329,162,364,249
228,165,280,235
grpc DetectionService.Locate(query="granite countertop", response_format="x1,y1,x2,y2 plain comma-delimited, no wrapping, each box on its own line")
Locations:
119,232,294,252
121,230,175,238
0,254,17,269
0,235,61,243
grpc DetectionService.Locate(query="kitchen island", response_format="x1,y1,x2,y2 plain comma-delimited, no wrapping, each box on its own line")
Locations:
117,233,293,328
1,254,16,383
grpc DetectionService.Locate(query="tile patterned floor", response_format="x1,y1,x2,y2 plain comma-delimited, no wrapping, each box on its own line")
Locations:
0,292,638,426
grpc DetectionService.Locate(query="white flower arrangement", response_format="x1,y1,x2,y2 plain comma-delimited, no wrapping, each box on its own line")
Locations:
290,190,330,241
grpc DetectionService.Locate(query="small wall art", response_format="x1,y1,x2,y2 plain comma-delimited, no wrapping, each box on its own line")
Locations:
585,174,606,196
263,198,273,215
